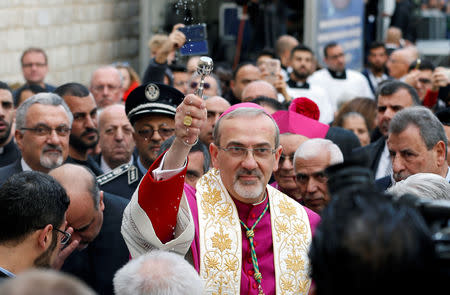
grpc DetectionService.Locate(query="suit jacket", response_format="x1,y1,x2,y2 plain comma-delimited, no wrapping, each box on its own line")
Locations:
325,126,361,161
61,192,130,295
0,159,23,186
352,136,386,174
0,140,21,168
98,157,144,200
361,68,376,95
66,155,104,176
375,175,392,191
93,148,139,171
361,69,392,96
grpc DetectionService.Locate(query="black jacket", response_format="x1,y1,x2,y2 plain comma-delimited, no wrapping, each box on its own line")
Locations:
61,192,130,295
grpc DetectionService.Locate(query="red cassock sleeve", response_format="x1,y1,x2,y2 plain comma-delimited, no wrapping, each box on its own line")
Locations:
137,152,187,243
422,89,439,108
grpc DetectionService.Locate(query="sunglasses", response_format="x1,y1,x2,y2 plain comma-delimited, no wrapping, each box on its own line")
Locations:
190,82,211,89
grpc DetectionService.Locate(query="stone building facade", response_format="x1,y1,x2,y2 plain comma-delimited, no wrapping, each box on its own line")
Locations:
0,0,141,88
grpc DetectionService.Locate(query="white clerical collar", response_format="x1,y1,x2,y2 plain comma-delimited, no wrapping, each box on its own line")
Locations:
0,147,4,154
21,158,33,171
100,155,134,173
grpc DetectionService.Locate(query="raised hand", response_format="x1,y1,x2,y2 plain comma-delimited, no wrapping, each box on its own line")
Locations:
163,94,207,170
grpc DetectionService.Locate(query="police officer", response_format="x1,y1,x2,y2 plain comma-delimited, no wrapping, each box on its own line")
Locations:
97,82,184,199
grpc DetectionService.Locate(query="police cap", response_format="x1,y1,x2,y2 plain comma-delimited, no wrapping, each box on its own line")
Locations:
125,82,184,125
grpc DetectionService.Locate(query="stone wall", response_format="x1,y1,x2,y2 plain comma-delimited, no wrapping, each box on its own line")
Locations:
0,0,140,88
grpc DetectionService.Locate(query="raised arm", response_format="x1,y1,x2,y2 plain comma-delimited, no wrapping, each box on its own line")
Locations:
164,94,207,169
121,93,206,256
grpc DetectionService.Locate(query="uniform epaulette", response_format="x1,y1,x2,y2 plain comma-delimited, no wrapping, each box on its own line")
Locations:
97,163,132,185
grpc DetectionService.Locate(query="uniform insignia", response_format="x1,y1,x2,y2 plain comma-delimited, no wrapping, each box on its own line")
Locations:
97,163,131,185
145,83,159,101
127,165,139,185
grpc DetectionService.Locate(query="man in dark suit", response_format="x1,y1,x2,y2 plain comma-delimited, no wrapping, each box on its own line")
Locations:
0,93,72,185
50,164,129,295
376,106,449,190
353,81,420,180
97,82,184,199
0,82,20,167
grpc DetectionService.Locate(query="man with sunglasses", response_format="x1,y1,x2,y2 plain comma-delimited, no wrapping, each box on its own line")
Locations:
404,59,449,108
97,82,184,199
186,73,221,97
0,171,71,278
0,93,73,186
122,100,320,294
293,138,343,214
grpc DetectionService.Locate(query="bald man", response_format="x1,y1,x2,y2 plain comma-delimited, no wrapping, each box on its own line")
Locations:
50,164,129,295
97,104,135,173
275,35,299,80
89,66,124,108
386,48,417,80
241,80,278,102
272,133,309,201
198,96,230,147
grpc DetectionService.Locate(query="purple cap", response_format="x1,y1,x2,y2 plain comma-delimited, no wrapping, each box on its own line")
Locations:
272,110,329,138
219,102,270,119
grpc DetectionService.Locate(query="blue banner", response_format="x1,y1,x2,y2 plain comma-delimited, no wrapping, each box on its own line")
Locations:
317,0,364,70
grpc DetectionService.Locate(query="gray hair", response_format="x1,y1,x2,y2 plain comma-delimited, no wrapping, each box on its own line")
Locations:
388,173,450,201
113,250,204,295
213,107,280,148
389,106,448,154
16,92,73,131
0,269,96,295
293,138,343,172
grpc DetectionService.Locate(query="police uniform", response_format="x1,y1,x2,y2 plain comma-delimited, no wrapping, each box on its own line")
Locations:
97,82,184,200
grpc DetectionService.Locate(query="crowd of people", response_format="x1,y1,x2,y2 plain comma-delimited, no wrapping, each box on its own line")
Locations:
0,15,449,295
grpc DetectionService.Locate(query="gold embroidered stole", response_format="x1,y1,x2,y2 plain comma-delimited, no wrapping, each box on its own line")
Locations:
196,168,312,294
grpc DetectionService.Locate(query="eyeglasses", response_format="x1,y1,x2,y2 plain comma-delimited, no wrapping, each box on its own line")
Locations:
22,63,47,68
218,146,276,159
21,125,71,137
418,78,432,84
91,85,120,92
295,171,328,184
137,127,175,140
190,82,210,89
53,228,71,245
279,153,295,163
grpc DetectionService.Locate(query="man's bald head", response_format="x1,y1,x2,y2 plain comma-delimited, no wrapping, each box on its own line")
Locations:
241,80,278,102
49,163,104,250
275,35,299,68
385,27,402,45
98,104,127,129
199,96,231,146
89,66,123,108
387,48,417,79
49,164,99,207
